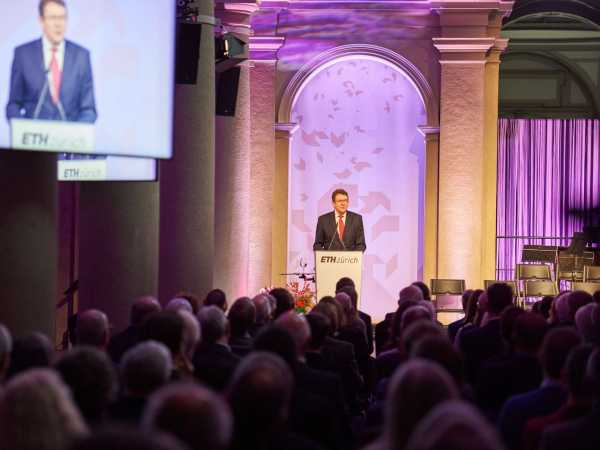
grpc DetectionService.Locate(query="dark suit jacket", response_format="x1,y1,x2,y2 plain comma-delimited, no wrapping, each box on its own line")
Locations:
6,38,97,123
193,342,240,391
497,383,567,450
459,318,506,384
313,211,366,251
359,310,374,355
107,325,140,364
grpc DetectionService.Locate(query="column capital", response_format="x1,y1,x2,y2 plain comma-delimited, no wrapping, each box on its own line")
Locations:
250,36,285,61
487,38,509,64
433,37,495,63
215,1,260,36
418,126,440,142
275,122,299,139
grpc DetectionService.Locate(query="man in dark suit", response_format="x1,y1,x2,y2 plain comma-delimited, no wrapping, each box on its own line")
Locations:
6,0,97,123
313,188,366,252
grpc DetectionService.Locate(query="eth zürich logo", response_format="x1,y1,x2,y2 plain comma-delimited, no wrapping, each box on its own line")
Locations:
320,256,359,264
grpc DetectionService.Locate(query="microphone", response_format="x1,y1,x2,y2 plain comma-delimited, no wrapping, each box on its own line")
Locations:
33,69,50,119
327,228,337,250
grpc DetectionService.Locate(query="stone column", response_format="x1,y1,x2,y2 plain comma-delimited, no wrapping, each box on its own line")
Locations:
419,126,441,286
247,36,285,294
159,0,216,302
433,37,495,289
214,1,258,300
272,123,299,287
482,40,508,282
0,152,57,339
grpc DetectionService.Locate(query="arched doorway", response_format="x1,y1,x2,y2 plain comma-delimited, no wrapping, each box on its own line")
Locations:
286,54,428,320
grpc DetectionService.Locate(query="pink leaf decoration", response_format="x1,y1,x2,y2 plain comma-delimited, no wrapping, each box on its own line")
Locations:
371,215,400,240
355,90,364,96
353,125,366,133
314,130,329,140
330,132,346,148
343,80,354,88
316,153,324,163
294,158,306,171
345,90,354,97
354,161,372,172
300,193,308,202
359,191,392,214
372,147,384,154
393,94,403,101
334,169,352,179
301,129,320,147
328,114,334,119
384,102,391,113
313,93,319,101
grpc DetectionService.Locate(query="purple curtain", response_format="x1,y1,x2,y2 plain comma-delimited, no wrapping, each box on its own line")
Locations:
496,119,600,279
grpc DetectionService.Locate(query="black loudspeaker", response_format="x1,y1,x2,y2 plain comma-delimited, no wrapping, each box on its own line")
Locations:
175,22,202,84
216,67,240,116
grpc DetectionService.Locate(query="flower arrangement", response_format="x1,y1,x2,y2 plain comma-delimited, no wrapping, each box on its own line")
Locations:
287,280,316,314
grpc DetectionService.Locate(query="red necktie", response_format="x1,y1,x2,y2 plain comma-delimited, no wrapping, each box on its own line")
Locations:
49,47,62,104
338,216,345,240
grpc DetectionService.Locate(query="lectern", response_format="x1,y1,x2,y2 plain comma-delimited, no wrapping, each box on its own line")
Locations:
315,250,363,307
11,118,95,153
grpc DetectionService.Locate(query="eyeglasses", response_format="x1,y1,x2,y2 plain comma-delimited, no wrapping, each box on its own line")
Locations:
334,199,348,204
44,14,68,22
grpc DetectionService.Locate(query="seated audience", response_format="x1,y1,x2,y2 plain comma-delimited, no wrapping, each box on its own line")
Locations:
270,287,295,319
0,323,11,382
175,310,200,378
574,302,600,344
0,368,88,450
532,295,554,320
165,297,194,313
497,326,581,450
55,346,117,426
71,426,189,450
539,348,600,450
139,311,186,379
109,341,173,424
336,278,374,354
523,344,595,450
193,305,240,391
76,309,110,350
228,297,256,357
204,288,228,312
249,293,273,337
108,296,162,364
142,382,232,450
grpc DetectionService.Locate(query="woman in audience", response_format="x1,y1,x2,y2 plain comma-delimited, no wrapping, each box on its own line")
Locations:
0,368,88,450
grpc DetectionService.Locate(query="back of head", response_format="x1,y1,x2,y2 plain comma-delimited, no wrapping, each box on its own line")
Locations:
274,311,310,356
76,309,109,348
319,296,344,330
253,325,298,372
399,285,424,303
142,383,232,450
197,305,228,344
568,290,593,314
204,289,227,311
384,359,459,450
511,312,548,353
539,327,582,380
228,297,256,337
130,296,162,326
388,300,420,346
565,344,595,400
337,285,359,310
402,320,444,354
174,292,201,314
139,311,185,357
411,281,432,301
533,295,553,319
405,400,506,450
486,283,514,315
6,331,53,379
252,294,272,325
176,310,200,360
411,335,465,387
306,312,331,350
55,346,117,424
165,298,194,314
335,276,355,292
0,368,87,450
401,305,432,331
226,352,293,441
335,291,356,325
121,341,172,397
500,306,525,343
71,426,189,450
575,302,600,345
312,301,339,333
460,289,474,312
270,288,295,319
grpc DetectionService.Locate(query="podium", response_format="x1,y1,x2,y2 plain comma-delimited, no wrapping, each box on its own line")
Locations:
10,118,95,154
315,250,363,307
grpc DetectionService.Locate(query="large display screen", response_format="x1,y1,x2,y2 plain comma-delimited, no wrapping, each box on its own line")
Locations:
1,0,174,159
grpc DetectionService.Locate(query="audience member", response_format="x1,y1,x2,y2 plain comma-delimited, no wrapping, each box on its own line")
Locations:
228,297,256,357
165,297,194,314
405,400,506,450
574,302,600,344
337,282,374,354
142,382,232,450
204,288,228,312
411,281,432,301
193,305,240,391
139,311,186,378
497,326,581,450
0,368,88,450
0,324,11,381
108,296,162,363
250,293,272,336
109,341,173,424
5,331,53,379
173,291,201,314
175,310,200,378
270,287,295,319
55,346,117,425
76,309,110,349
532,295,554,320
71,426,189,450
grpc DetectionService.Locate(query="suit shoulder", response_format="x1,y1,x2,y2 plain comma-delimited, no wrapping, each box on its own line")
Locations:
347,211,363,219
65,40,91,55
14,39,41,55
318,211,334,221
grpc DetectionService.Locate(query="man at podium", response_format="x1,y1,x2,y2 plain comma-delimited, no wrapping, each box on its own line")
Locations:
313,189,366,252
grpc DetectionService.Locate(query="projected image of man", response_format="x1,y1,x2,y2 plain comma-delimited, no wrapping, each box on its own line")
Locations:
6,0,97,123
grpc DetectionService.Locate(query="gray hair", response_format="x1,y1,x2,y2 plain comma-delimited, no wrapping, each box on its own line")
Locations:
76,309,109,348
405,400,506,450
121,341,172,396
575,303,600,345
252,294,272,324
0,368,87,450
166,298,194,313
399,285,424,303
275,311,311,355
197,305,228,343
142,382,232,450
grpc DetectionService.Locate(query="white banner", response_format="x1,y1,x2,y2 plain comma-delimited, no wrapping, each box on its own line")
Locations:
11,119,95,153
